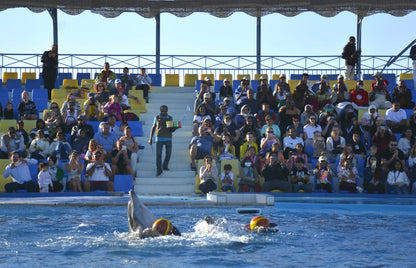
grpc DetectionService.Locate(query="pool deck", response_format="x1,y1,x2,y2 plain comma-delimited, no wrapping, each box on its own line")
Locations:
0,192,415,206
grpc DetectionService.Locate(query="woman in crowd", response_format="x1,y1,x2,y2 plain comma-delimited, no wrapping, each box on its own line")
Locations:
29,129,50,160
18,90,37,120
94,82,109,105
239,154,261,192
326,125,345,161
44,102,63,131
363,155,385,194
193,105,212,136
398,128,415,157
198,155,218,195
65,152,84,192
337,158,360,193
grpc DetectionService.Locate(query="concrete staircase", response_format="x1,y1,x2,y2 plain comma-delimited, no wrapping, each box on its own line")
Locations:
133,86,196,195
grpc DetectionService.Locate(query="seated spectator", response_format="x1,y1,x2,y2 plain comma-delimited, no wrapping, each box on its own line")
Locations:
408,144,416,194
321,113,340,139
387,159,409,194
369,73,392,109
96,62,117,86
111,139,133,176
219,78,233,102
240,132,259,160
235,77,251,109
0,127,25,159
50,131,72,160
15,120,29,147
61,94,82,117
119,125,139,163
260,115,281,139
256,103,277,129
240,89,260,116
62,101,79,133
273,73,290,107
338,103,358,134
94,82,109,105
283,126,304,159
303,114,322,146
261,151,291,192
293,73,312,108
409,108,416,134
361,105,381,131
84,139,101,162
65,151,84,192
98,114,122,139
318,104,337,125
198,155,218,194
311,74,331,94
350,131,367,159
372,124,395,153
105,95,123,122
345,116,364,143
83,93,101,121
84,150,114,192
221,97,237,118
94,123,117,154
195,82,215,115
300,104,317,127
189,126,214,171
278,96,300,136
71,115,95,143
286,143,308,169
398,128,415,157
350,80,369,106
363,155,385,194
47,155,65,192
315,81,332,110
240,116,260,145
235,104,255,129
287,114,305,139
313,131,326,159
239,155,261,192
3,151,37,193
337,158,360,193
135,67,152,103
326,125,346,161
18,90,37,120
120,67,135,92
256,83,275,109
289,157,312,193
371,71,389,92
115,79,140,109
29,129,50,160
392,80,414,109
30,119,50,141
38,162,53,193
314,156,333,193
385,102,408,134
259,127,279,157
380,140,406,179
193,105,212,136
339,145,358,169
217,134,236,161
220,164,235,192
214,105,227,130
44,102,64,130
214,114,240,154
3,101,15,119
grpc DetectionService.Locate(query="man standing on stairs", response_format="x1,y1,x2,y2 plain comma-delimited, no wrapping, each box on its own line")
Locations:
149,105,177,176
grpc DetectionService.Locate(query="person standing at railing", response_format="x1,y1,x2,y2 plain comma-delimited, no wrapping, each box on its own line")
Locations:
342,36,360,81
41,44,58,100
410,44,416,91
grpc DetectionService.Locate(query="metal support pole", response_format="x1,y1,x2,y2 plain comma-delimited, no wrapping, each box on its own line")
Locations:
256,17,261,75
156,14,161,75
356,15,363,77
48,8,58,47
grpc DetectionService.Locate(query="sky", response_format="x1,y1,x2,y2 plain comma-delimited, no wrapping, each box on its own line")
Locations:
0,8,415,56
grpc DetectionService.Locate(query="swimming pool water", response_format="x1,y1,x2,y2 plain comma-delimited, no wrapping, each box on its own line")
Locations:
0,202,415,267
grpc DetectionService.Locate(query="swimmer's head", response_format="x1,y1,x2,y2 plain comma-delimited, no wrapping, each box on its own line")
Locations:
250,216,270,230
204,216,214,225
152,218,173,235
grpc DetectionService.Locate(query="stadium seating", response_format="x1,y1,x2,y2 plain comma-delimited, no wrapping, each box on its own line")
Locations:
6,79,22,89
0,119,17,133
76,73,91,84
52,88,69,99
0,90,9,111
344,80,357,90
165,74,179,87
12,88,24,111
32,88,48,100
2,72,18,84
21,72,36,84
237,74,251,81
219,159,240,192
25,79,41,89
128,90,147,113
269,80,279,91
201,74,214,82
232,80,241,90
114,174,133,193
251,80,259,92
148,74,161,86
399,73,413,80
195,80,202,92
86,121,101,133
127,121,143,137
272,74,281,80
62,79,79,89
402,79,415,90
22,120,37,133
219,74,232,81
81,79,96,89
0,159,13,193
184,74,198,87
288,80,299,93
57,73,72,87
214,80,222,94
362,80,373,92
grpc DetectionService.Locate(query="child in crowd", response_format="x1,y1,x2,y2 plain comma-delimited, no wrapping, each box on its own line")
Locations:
387,159,410,194
38,162,53,193
350,131,367,159
217,134,235,160
289,157,312,193
313,156,333,193
3,101,15,119
312,131,326,158
365,145,378,167
286,143,308,169
338,158,361,193
240,132,258,160
220,164,235,192
47,156,65,192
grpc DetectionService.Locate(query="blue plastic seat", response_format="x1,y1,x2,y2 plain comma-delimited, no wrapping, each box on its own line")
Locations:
269,79,280,91
290,74,303,80
114,174,133,193
32,88,48,100
76,73,91,85
0,90,9,111
128,121,143,136
86,121,101,133
214,80,222,94
12,88,24,110
148,74,161,86
232,80,241,91
25,79,41,89
57,73,72,87
6,79,22,89
195,80,202,92
250,80,259,93
305,145,314,160
308,75,321,81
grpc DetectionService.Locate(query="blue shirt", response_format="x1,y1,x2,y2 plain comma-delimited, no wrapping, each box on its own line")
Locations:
190,135,213,154
93,132,118,152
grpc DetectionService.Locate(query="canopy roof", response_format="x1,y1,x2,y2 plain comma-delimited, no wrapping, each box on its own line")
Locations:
1,0,415,18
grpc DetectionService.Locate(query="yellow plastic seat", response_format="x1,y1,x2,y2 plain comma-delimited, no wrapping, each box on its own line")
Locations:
219,74,232,81
272,74,281,80
51,88,68,99
219,159,240,192
81,79,96,89
344,80,357,90
43,109,51,120
62,79,79,89
128,90,147,113
52,98,67,110
399,73,413,80
237,74,251,81
0,159,13,193
201,74,214,82
22,119,37,133
288,80,300,93
362,80,373,93
0,119,17,133
165,74,179,87
78,98,87,113
254,74,268,81
184,74,198,87
21,72,36,85
195,174,202,194
3,72,18,84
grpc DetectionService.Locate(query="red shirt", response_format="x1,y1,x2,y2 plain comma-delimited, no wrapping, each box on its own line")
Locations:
350,89,369,106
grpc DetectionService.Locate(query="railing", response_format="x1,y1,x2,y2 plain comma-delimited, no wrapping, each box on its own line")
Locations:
1,53,413,85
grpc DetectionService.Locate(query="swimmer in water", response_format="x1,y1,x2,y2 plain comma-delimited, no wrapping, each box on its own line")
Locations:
142,218,181,238
204,215,278,233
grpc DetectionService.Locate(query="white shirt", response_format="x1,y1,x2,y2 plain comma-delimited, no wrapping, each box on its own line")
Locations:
4,158,38,184
283,136,304,150
385,108,407,123
86,162,111,182
136,74,152,85
303,124,322,140
1,135,25,153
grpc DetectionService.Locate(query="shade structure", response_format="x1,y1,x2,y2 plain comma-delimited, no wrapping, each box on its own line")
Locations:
0,0,415,18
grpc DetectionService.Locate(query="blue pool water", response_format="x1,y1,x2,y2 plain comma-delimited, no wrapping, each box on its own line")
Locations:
0,201,415,267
